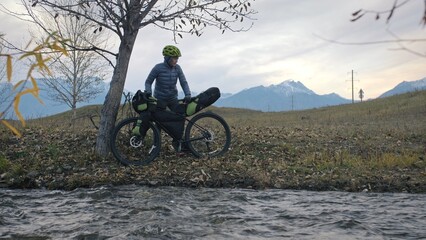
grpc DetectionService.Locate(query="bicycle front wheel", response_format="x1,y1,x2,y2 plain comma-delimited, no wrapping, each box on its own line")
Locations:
185,112,231,158
111,117,161,166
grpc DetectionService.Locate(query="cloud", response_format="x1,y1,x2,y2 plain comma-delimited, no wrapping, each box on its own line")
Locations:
2,0,425,99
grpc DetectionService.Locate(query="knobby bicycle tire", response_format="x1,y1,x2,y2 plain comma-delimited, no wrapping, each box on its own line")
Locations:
110,117,161,166
185,112,231,158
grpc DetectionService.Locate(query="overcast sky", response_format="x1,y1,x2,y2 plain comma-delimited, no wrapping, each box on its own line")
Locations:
1,0,425,99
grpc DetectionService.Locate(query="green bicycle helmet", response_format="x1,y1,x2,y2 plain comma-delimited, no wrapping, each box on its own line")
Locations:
162,45,182,57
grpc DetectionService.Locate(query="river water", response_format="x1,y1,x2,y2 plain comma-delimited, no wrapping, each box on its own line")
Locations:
0,185,425,240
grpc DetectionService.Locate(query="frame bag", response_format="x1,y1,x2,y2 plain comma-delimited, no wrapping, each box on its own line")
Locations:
153,110,185,140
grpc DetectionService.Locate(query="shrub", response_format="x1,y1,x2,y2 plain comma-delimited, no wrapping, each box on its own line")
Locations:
0,155,11,173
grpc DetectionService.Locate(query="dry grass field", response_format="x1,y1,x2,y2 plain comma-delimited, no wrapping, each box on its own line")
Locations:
1,90,425,192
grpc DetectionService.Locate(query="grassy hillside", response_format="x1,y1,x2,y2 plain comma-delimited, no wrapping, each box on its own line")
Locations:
27,89,426,130
224,89,425,128
1,90,425,192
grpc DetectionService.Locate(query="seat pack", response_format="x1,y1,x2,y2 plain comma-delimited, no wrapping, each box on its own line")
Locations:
185,87,221,116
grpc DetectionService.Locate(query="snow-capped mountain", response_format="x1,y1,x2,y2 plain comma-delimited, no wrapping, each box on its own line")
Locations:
215,80,351,112
268,80,315,96
379,78,426,98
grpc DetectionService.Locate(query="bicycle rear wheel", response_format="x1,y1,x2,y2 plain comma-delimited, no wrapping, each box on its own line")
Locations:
111,117,161,166
185,112,231,158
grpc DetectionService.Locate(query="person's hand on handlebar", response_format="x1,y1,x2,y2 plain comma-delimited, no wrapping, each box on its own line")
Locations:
183,95,191,104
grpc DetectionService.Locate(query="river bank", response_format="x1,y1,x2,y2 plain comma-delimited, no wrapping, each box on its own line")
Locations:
1,91,425,193
1,125,424,193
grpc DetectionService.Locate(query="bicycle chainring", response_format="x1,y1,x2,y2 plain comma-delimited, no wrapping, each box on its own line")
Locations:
130,136,143,148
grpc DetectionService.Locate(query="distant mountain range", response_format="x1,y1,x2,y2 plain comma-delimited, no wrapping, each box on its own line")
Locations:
214,78,426,111
379,77,426,98
1,77,425,118
214,80,351,111
0,80,113,119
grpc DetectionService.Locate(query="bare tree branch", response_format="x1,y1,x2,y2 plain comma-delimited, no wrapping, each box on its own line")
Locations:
315,34,426,58
315,33,426,46
351,0,426,25
352,0,409,22
422,0,426,25
344,1,426,57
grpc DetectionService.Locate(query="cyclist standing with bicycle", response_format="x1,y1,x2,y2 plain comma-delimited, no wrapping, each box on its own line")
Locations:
111,46,229,164
132,45,192,151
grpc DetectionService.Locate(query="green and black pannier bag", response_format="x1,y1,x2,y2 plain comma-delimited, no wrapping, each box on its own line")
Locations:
186,87,221,116
132,90,157,113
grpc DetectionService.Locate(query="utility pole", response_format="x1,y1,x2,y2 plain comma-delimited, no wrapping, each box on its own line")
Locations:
351,70,354,103
347,70,359,103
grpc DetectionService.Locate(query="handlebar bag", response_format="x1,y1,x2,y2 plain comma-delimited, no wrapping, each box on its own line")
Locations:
132,90,157,113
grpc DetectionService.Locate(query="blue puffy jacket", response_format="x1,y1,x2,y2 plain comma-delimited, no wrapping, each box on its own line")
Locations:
145,58,191,102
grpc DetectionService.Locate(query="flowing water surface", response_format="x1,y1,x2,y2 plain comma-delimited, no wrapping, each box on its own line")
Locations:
1,185,425,239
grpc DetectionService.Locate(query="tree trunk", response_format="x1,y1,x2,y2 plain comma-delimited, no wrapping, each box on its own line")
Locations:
72,105,77,119
95,32,139,157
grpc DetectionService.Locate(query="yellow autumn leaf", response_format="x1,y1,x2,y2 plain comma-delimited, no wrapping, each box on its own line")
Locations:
1,120,22,138
26,64,37,79
28,78,44,104
34,54,52,75
40,61,52,76
13,88,36,126
13,80,26,91
13,97,25,126
35,53,43,68
30,76,38,90
33,44,44,53
19,51,35,60
51,43,68,56
34,94,44,104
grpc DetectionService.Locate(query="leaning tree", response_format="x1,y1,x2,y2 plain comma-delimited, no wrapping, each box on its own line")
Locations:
25,0,256,157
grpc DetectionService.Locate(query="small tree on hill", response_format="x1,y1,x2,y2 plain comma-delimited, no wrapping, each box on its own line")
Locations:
359,88,364,102
24,0,110,119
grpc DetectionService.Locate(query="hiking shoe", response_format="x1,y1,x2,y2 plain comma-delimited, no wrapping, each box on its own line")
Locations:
180,143,191,152
172,140,181,152
172,140,191,153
